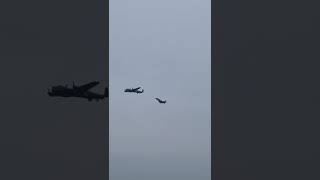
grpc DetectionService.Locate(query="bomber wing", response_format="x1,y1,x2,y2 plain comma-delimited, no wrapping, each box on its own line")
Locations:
76,81,100,92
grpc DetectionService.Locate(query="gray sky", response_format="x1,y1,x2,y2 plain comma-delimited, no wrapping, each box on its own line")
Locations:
109,0,211,180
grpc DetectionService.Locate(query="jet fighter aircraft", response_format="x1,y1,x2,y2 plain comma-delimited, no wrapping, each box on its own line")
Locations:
155,98,166,104
124,87,144,94
48,81,108,101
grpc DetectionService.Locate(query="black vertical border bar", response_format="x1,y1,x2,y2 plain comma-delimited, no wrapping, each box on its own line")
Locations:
99,0,110,176
106,0,110,179
107,0,109,178
212,0,223,179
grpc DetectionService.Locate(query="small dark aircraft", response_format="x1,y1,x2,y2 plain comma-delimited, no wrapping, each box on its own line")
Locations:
155,98,166,104
48,81,108,101
124,87,144,94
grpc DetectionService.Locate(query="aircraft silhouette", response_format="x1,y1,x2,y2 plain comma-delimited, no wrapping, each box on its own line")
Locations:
124,87,144,94
155,98,166,104
48,81,108,101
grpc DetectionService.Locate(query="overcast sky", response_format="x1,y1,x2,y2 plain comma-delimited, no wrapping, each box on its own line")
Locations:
109,0,210,180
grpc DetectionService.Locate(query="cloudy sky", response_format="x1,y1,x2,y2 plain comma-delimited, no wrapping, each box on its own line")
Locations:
109,0,210,180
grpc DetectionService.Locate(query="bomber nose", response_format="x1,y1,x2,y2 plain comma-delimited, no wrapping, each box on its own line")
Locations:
47,89,53,96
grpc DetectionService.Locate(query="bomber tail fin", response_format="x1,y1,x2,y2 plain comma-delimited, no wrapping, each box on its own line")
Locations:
104,87,109,97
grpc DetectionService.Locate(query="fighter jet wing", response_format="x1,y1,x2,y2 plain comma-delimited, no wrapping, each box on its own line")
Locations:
77,81,100,92
155,98,166,103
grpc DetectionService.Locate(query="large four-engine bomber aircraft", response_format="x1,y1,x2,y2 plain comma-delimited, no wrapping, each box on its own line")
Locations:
48,81,108,101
